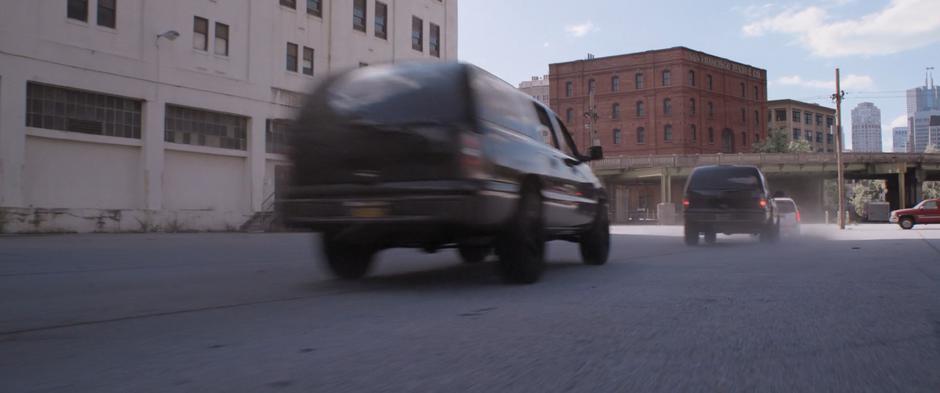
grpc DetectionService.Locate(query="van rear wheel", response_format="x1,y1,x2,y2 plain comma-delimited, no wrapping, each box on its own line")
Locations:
458,245,490,264
579,202,610,265
322,235,375,280
684,224,699,246
495,185,545,284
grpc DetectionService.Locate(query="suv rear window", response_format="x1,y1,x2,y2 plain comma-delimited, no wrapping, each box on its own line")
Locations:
688,167,764,191
776,200,797,213
471,68,541,141
327,64,469,125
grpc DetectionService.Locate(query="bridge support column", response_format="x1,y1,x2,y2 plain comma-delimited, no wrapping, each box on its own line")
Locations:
660,169,672,204
898,168,906,209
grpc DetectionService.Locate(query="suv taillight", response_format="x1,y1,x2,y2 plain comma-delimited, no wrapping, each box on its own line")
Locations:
759,198,768,209
796,210,801,222
682,198,690,208
460,131,485,179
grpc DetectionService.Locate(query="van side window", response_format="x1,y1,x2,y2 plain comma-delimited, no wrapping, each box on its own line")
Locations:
532,104,559,147
472,70,541,140
553,117,578,157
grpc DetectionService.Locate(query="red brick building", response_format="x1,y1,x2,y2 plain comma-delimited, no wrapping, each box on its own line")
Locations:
549,47,768,156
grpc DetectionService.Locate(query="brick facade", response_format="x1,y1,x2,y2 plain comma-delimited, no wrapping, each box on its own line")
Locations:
549,47,768,156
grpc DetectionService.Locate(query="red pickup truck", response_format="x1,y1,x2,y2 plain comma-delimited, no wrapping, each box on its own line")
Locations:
890,199,940,229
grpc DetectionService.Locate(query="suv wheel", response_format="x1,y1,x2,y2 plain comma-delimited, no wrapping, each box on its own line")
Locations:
495,185,545,284
899,217,915,230
704,231,717,245
322,235,375,280
458,245,490,264
579,202,610,265
684,224,699,246
760,221,780,243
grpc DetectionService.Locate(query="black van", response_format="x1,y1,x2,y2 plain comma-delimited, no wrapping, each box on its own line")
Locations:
278,62,610,283
682,165,779,245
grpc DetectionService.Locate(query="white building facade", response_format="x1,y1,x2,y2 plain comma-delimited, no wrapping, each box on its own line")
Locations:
518,75,549,105
0,0,457,233
850,102,882,153
893,127,909,153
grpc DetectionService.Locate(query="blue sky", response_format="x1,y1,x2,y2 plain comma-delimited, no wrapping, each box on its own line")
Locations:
458,0,940,151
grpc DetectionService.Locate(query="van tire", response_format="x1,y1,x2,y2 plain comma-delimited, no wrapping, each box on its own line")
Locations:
684,224,699,246
899,217,915,230
580,202,610,265
496,185,545,284
322,235,375,280
458,245,490,264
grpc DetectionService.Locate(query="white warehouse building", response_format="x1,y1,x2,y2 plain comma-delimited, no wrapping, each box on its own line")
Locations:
0,0,458,233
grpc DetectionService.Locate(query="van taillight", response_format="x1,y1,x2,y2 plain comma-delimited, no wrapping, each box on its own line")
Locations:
796,211,801,222
682,198,690,208
460,132,485,179
759,198,768,208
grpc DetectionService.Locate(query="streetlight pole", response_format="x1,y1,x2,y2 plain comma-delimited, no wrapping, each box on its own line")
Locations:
832,68,846,230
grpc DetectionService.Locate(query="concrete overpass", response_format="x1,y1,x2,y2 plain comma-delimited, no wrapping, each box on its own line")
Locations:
593,153,940,223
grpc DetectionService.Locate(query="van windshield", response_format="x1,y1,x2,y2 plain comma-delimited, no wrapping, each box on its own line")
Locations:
327,64,469,125
688,167,763,191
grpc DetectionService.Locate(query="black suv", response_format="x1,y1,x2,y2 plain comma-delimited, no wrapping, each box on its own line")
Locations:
278,62,610,283
682,165,779,245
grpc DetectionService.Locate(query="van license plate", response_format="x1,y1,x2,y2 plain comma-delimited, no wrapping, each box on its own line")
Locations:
350,207,387,218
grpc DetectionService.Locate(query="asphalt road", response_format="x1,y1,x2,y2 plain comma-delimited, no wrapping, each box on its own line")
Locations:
2,224,940,392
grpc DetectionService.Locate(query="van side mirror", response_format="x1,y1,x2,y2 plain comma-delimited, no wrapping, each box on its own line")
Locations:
588,146,604,161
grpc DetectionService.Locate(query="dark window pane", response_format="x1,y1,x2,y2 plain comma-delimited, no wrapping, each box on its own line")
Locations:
280,0,296,9
429,23,440,58
97,0,116,28
165,104,247,150
194,17,208,51
25,82,142,139
286,42,298,72
353,0,367,32
67,0,88,22
215,23,229,56
302,47,314,75
307,0,321,16
412,16,423,51
374,2,387,38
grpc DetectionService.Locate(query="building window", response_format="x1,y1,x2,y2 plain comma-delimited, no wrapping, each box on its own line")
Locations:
689,98,696,115
429,23,441,58
302,47,314,75
706,74,713,90
67,0,88,22
755,133,760,143
193,16,209,51
637,127,646,144
565,81,573,97
816,114,823,126
636,101,645,117
165,105,248,150
754,110,759,126
286,42,298,72
708,127,715,144
826,116,834,128
97,0,116,28
26,82,142,139
688,70,695,86
566,108,574,124
768,110,772,122
753,86,759,100
663,98,672,115
611,76,620,92
816,132,823,143
353,0,367,32
280,0,297,9
740,82,746,97
691,125,697,142
664,125,673,142
805,130,813,141
792,110,800,122
741,132,747,146
635,73,644,89
214,23,229,56
708,102,714,118
307,0,322,17
741,108,746,123
775,110,786,122
266,119,292,155
411,16,423,52
588,79,596,94
662,70,671,86
612,103,620,119
793,128,801,140
613,128,622,144
827,134,834,144
805,112,812,125
374,2,387,39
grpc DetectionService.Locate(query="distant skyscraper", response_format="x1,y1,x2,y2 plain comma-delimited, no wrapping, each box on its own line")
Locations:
851,102,882,152
893,127,909,152
906,68,940,152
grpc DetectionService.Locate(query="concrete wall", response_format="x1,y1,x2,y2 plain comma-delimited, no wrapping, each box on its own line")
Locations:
0,0,457,233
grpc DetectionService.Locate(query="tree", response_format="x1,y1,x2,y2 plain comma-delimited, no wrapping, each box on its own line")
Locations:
850,180,886,218
926,144,939,154
925,181,940,199
753,128,812,153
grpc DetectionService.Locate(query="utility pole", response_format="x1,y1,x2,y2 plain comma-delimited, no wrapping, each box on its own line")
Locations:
832,68,846,230
584,89,599,147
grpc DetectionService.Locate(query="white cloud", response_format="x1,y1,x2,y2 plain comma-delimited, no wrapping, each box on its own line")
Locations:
543,42,550,48
772,74,874,91
742,0,940,57
564,21,598,38
889,115,908,128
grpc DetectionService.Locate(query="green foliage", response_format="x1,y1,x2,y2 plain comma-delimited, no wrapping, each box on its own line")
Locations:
850,180,886,217
924,181,940,200
753,128,812,153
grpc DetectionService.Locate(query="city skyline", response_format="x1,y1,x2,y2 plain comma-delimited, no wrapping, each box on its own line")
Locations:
458,0,940,152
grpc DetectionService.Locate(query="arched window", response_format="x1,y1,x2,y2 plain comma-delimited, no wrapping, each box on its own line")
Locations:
689,98,696,115
754,110,760,126
754,86,759,100
691,125,697,142
740,82,746,97
637,127,646,144
741,131,747,146
612,103,621,119
635,73,645,89
664,124,673,141
566,108,574,123
706,75,713,90
662,70,671,86
613,128,622,144
688,70,696,86
611,76,620,92
708,101,714,118
636,101,645,117
663,98,672,115
708,127,715,144
565,81,573,97
588,79,596,94
741,108,746,123
755,132,760,143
